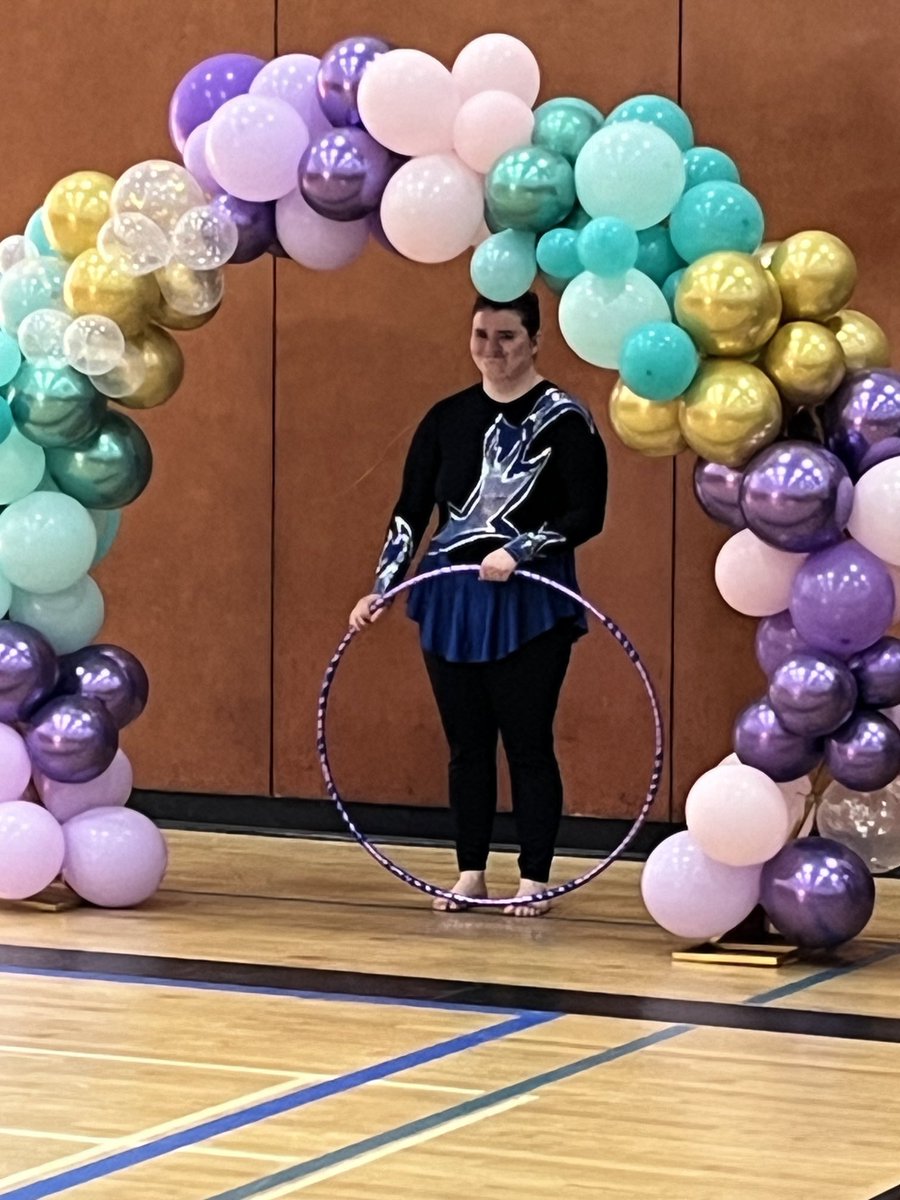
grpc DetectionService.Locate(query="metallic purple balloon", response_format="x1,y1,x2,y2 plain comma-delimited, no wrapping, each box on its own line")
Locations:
692,460,746,530
768,651,857,737
316,36,391,128
739,441,853,552
168,53,266,153
825,710,900,792
790,540,895,657
733,698,823,782
0,620,58,722
25,696,118,783
57,644,149,730
210,194,275,264
760,836,875,948
268,237,289,259
299,127,402,221
824,368,900,480
754,610,815,676
848,637,900,708
859,435,900,475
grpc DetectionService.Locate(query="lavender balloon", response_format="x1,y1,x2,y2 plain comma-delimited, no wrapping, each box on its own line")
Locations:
25,696,118,783
754,610,815,676
768,652,858,737
733,698,823,782
316,36,391,128
824,368,900,479
859,436,900,475
210,194,275,264
790,540,895,657
692,460,746,530
56,644,149,730
0,620,58,722
169,53,266,153
848,637,900,707
760,836,875,948
825,710,900,792
299,127,401,221
739,441,853,552
63,807,168,908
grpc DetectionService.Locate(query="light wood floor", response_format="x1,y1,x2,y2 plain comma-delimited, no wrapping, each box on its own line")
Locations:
0,831,898,1199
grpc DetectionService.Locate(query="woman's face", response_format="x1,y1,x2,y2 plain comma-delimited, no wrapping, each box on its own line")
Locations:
470,309,539,385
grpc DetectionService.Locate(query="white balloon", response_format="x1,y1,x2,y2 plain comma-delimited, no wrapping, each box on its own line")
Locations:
451,34,540,105
64,315,125,376
155,262,224,315
379,155,484,264
111,160,206,235
719,753,815,836
171,205,239,271
453,90,535,175
17,308,71,368
90,344,147,399
715,528,806,617
847,458,900,566
0,235,38,275
686,763,792,866
98,213,171,276
358,50,460,157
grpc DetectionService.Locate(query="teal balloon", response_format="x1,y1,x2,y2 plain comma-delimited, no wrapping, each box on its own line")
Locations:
6,361,107,449
0,331,22,387
0,427,45,504
0,490,96,593
683,147,740,189
0,257,66,335
574,123,686,230
24,209,57,257
10,574,104,655
470,231,537,302
606,94,694,151
46,411,153,510
662,267,686,312
0,401,11,445
635,225,684,286
669,181,764,261
538,270,568,296
90,508,122,566
536,228,581,280
485,146,576,233
619,321,700,401
532,97,604,164
577,218,639,277
562,205,591,232
558,269,670,368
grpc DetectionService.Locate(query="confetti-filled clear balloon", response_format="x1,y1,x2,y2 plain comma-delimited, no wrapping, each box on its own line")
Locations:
17,308,72,368
110,160,206,235
89,344,147,399
155,261,224,316
0,235,38,275
97,213,171,277
64,315,126,376
818,778,900,873
170,205,239,270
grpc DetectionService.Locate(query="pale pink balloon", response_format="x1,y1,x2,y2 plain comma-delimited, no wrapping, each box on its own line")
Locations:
379,154,484,264
63,807,168,908
451,34,541,105
0,801,64,899
453,90,535,174
0,724,32,804
714,529,806,617
470,218,492,247
275,188,369,270
182,123,221,195
249,53,331,139
847,458,900,567
357,49,460,156
37,749,133,823
720,752,813,835
686,763,792,867
206,95,309,203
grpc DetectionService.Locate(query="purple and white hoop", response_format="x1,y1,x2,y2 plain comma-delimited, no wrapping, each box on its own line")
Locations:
317,563,664,908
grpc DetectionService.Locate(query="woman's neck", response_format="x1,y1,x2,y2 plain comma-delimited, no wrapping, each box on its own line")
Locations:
481,369,544,403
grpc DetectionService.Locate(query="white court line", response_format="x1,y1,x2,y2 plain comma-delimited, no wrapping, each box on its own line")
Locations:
0,1043,316,1080
0,1128,113,1145
196,1147,302,1165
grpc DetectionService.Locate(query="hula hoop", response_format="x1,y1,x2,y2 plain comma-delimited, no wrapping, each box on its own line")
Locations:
317,563,664,908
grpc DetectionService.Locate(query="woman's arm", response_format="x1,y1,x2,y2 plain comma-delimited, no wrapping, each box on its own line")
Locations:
372,408,440,594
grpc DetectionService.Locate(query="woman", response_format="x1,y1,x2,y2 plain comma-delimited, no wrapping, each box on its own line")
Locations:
350,291,608,916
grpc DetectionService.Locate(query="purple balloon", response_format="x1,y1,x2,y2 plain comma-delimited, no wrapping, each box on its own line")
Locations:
0,620,58,722
25,696,118,783
169,53,266,153
848,637,900,707
268,237,289,259
299,127,402,222
316,36,391,128
56,644,149,730
733,698,823,782
768,651,857,737
754,610,815,676
825,710,900,792
739,441,853,552
824,368,900,480
859,435,900,476
210,193,275,264
760,836,875,948
693,460,746,530
790,540,895,657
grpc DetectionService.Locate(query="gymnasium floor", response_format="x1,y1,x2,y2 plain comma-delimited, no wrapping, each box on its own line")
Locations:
1,832,899,1199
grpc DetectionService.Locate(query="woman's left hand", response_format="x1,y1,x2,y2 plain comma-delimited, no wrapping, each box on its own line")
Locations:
479,548,518,582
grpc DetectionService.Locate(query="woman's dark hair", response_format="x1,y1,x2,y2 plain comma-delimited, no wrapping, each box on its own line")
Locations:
472,291,541,340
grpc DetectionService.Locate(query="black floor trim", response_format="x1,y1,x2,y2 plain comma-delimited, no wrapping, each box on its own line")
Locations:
869,1186,900,1200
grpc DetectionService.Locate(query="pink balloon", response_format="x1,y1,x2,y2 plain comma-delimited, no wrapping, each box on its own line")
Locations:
453,90,535,174
451,34,541,105
207,95,309,203
275,188,369,270
0,801,64,900
63,807,168,908
640,831,762,939
379,154,484,264
357,49,460,156
720,753,814,835
685,763,791,866
0,724,32,804
249,53,331,139
37,749,133,823
182,122,221,195
715,529,806,617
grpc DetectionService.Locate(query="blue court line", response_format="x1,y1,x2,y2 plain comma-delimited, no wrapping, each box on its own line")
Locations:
0,1011,558,1200
745,943,900,1006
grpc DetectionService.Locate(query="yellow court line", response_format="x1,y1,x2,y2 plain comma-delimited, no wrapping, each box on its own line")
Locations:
0,1043,320,1080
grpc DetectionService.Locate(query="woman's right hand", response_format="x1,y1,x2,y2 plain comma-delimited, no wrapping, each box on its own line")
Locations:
349,594,387,632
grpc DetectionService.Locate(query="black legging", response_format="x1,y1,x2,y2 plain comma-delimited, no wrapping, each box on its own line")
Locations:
423,624,573,883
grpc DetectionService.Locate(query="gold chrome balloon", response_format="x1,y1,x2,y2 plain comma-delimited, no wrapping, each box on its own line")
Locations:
113,325,185,410
680,359,782,467
756,240,780,270
769,230,856,320
42,171,116,259
826,308,891,371
64,249,159,337
609,379,686,457
154,260,224,318
761,320,846,406
674,252,782,357
152,293,221,331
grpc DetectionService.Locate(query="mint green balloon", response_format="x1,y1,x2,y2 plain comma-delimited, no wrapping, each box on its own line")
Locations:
0,427,45,504
25,209,57,257
536,228,581,280
10,574,104,654
0,331,22,387
532,98,604,164
0,571,10,618
606,95,694,151
6,361,106,449
558,269,670,368
0,257,66,335
577,218,639,277
470,231,537,302
683,147,740,190
485,146,576,233
538,270,568,296
0,491,96,593
575,122,686,231
90,508,122,566
635,225,684,285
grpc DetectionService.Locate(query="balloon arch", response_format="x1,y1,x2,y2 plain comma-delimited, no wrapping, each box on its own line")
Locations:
0,32,896,944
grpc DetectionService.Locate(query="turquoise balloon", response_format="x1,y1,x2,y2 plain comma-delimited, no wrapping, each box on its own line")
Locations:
635,225,684,285
532,97,604,164
0,331,22,388
90,508,122,566
0,257,66,335
574,123,686,231
24,209,57,257
538,270,568,296
6,361,107,449
662,267,686,312
0,490,96,593
536,228,581,280
619,321,700,402
0,427,45,504
558,269,670,368
0,401,11,445
470,231,537,302
683,147,741,189
669,181,764,261
485,146,576,233
577,218,639,277
46,411,153,510
10,574,104,654
606,94,694,151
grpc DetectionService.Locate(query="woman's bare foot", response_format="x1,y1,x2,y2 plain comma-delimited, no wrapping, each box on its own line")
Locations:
432,870,487,912
503,878,552,917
